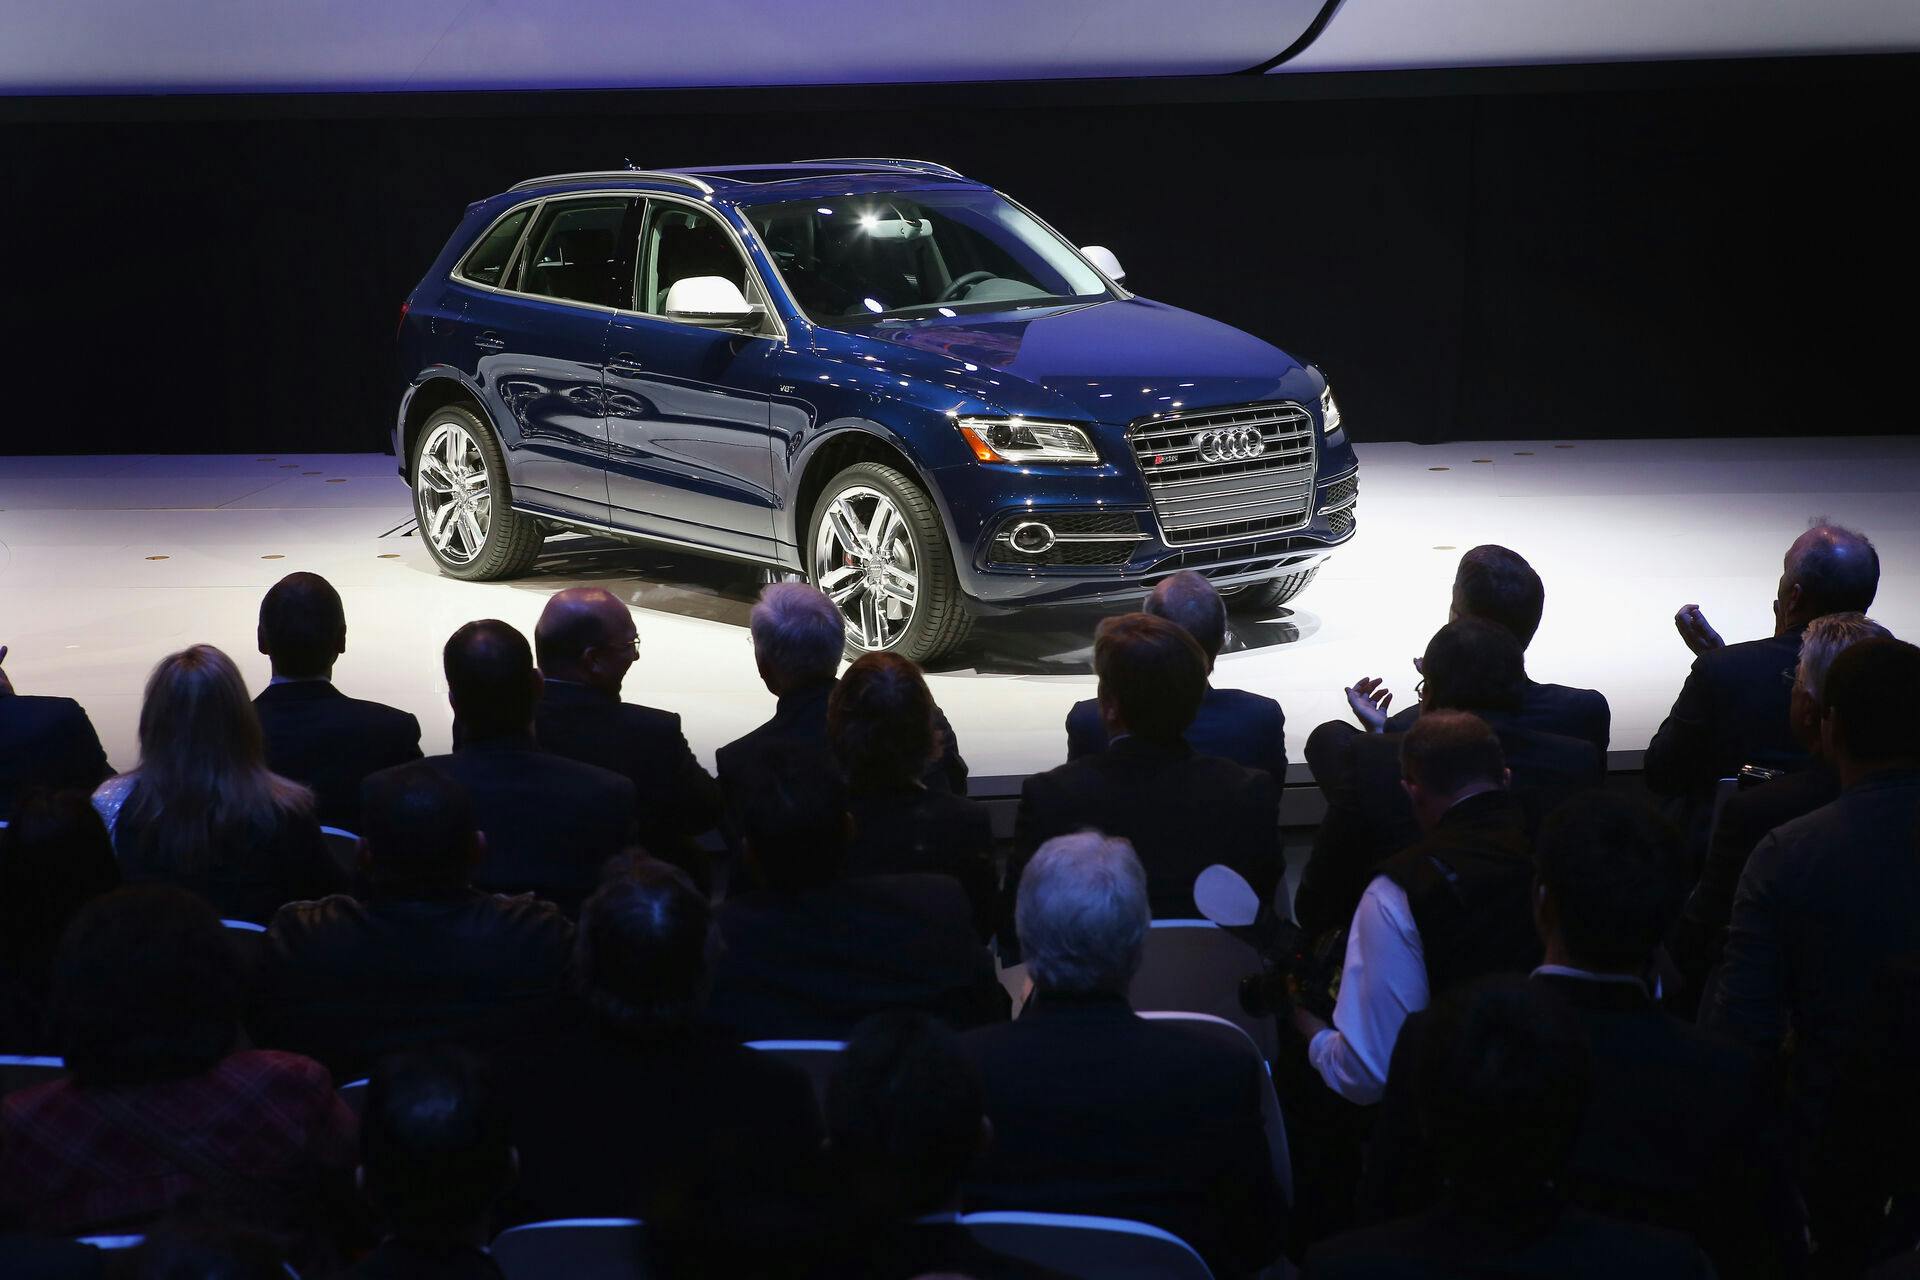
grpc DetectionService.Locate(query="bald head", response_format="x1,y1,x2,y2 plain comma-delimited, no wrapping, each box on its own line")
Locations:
1778,523,1879,632
535,588,639,695
1143,571,1228,668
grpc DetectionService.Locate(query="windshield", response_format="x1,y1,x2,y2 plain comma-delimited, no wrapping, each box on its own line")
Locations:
743,189,1113,326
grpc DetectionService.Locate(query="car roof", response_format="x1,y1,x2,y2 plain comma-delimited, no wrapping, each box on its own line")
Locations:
502,159,989,206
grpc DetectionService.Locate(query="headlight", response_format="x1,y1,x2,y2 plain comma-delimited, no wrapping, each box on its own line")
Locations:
1320,385,1343,435
955,416,1101,465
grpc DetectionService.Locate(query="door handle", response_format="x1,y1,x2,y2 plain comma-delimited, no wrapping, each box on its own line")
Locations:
607,352,644,375
474,332,506,350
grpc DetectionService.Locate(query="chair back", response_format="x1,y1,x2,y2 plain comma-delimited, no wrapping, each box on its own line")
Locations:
1139,1011,1294,1207
337,1077,369,1117
221,918,268,933
491,1218,647,1280
961,1211,1213,1280
0,1054,67,1096
1129,920,1276,1059
746,1040,845,1114
319,826,361,876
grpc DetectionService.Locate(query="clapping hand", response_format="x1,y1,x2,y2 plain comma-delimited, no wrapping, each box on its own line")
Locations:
1345,675,1393,733
1674,604,1726,656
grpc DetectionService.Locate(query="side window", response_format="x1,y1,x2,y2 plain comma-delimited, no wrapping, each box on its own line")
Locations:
457,206,533,287
515,197,636,309
635,202,757,317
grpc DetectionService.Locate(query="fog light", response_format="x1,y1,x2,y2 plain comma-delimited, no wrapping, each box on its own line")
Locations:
1009,521,1057,554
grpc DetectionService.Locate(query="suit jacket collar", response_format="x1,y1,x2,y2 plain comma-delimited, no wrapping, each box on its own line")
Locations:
1105,735,1194,766
541,678,615,707
256,679,345,704
1531,969,1653,1013
773,679,836,726
1436,788,1520,830
1021,989,1136,1022
456,731,541,754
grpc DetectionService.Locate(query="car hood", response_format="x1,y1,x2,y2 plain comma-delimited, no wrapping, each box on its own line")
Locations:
840,296,1319,426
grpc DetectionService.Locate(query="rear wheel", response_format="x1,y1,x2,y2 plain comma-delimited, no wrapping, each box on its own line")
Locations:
807,461,973,664
411,406,545,581
1223,561,1323,614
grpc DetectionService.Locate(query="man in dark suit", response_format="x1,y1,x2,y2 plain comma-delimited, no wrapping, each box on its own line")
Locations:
715,581,966,807
709,745,1007,1041
422,620,634,912
1645,522,1879,797
1383,544,1610,756
1363,794,1801,1278
1016,612,1281,924
252,572,421,832
493,862,824,1227
1065,570,1287,779
964,832,1285,1278
0,645,112,822
532,586,721,872
1297,618,1600,935
255,763,573,1080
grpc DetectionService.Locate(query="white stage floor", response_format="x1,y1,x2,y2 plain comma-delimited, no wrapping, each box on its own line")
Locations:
4,437,1917,793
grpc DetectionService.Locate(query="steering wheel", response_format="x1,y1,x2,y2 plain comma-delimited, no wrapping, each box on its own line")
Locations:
937,271,997,304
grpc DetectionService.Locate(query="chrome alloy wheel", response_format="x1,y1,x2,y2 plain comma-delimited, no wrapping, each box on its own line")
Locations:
416,421,494,566
811,485,919,650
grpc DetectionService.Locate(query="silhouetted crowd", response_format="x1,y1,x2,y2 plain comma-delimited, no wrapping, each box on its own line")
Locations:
0,519,1914,1279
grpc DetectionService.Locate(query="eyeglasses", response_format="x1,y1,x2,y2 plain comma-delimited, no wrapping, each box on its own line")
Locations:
1415,677,1427,701
592,636,640,658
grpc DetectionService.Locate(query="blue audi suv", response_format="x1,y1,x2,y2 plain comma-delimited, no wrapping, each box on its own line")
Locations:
395,158,1358,662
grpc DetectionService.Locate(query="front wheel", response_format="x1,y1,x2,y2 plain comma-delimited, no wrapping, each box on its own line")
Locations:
411,406,545,581
1223,561,1323,614
807,461,973,664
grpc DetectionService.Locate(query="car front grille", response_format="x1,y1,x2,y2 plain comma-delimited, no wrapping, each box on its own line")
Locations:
1320,474,1359,511
1129,402,1317,546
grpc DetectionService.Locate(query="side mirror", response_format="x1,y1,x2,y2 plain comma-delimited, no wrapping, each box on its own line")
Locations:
663,275,759,327
1080,245,1126,284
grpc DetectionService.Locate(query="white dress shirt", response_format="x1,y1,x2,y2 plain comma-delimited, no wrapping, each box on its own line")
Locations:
1307,874,1429,1105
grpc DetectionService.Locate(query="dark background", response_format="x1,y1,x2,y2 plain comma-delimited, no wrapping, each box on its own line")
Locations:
2,54,1911,455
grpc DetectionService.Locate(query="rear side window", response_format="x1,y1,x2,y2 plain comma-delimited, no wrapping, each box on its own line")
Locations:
516,197,636,309
457,206,532,287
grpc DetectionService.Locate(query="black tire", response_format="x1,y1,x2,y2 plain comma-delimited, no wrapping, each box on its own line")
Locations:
411,404,545,581
1224,561,1323,614
807,461,974,664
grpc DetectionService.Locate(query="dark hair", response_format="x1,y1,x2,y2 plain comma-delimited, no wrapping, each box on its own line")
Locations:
828,1010,984,1219
576,861,713,1035
1092,612,1208,744
1144,571,1228,662
360,1047,514,1239
0,788,121,1001
738,744,851,893
359,763,478,893
1415,976,1591,1215
257,572,346,679
1824,636,1920,765
1400,711,1506,796
1791,524,1880,618
1454,545,1546,650
443,619,536,739
1421,617,1525,714
1535,793,1683,971
829,653,937,790
52,886,242,1087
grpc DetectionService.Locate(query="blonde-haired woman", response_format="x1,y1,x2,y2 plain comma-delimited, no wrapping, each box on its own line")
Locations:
93,644,345,923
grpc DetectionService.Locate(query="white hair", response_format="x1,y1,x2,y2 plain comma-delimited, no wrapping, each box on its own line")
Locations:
1795,612,1892,706
1016,831,1150,995
749,581,845,685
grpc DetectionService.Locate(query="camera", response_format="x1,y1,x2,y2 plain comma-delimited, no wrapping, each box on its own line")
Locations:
1193,863,1344,1024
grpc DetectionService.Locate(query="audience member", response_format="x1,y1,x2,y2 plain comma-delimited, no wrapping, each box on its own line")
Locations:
1711,637,1920,1252
254,763,572,1079
1365,794,1801,1277
1672,610,1891,995
1308,978,1714,1279
92,645,345,924
492,861,823,1225
716,582,966,808
830,652,996,938
1065,571,1288,778
963,833,1284,1277
345,1048,514,1280
1014,612,1282,922
1645,521,1879,797
0,887,358,1250
709,746,1007,1039
1297,618,1600,935
253,572,423,832
422,620,634,912
1382,545,1611,755
0,788,120,1052
533,587,723,873
0,643,113,823
1294,712,1539,1106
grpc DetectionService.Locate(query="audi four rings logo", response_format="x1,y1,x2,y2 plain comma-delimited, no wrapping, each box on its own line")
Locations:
1196,427,1266,463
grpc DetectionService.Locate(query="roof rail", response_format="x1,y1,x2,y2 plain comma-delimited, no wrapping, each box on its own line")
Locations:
507,170,714,194
793,157,966,180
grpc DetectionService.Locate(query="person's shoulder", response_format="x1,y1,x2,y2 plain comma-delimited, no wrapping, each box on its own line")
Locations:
1531,679,1610,711
1065,696,1101,729
333,691,420,732
1209,684,1284,718
2,693,90,728
612,699,683,738
217,1047,338,1093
